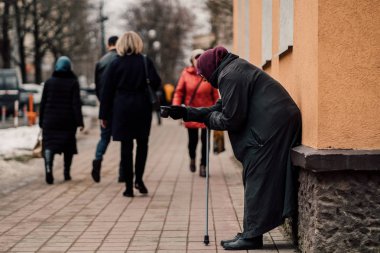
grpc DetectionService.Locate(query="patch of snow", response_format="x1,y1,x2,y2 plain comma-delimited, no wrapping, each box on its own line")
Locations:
0,125,40,158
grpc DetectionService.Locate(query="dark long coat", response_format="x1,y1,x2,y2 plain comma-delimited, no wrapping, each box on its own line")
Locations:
186,54,301,238
99,54,161,141
39,71,84,154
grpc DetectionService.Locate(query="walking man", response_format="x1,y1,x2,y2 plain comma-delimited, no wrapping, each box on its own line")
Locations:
91,36,123,183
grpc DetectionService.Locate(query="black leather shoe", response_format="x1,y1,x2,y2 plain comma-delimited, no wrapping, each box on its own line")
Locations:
64,172,71,181
199,164,206,177
135,181,148,194
220,233,242,246
223,236,263,250
189,159,196,172
123,189,134,198
45,171,54,185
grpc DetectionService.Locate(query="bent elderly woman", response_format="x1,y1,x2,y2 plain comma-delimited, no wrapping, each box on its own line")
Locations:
166,46,301,250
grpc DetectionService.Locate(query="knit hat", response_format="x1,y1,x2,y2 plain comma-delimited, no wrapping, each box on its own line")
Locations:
55,56,72,72
196,46,228,82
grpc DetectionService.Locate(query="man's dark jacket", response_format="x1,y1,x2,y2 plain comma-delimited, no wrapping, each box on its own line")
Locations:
186,54,301,238
95,49,118,100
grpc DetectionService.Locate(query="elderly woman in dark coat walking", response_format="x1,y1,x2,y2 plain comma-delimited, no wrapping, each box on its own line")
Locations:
39,56,84,185
165,46,301,250
99,31,161,198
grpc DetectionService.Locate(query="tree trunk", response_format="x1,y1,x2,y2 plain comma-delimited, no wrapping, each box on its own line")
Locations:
33,0,42,83
13,1,27,82
1,0,11,68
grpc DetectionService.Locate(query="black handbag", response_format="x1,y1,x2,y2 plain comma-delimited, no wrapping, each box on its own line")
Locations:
143,55,160,110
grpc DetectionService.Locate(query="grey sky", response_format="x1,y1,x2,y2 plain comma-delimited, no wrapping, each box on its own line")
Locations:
102,0,211,38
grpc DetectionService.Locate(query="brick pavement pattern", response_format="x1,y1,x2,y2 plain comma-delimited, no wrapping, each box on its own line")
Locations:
0,119,297,253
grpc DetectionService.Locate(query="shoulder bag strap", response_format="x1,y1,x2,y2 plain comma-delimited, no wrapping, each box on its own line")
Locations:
142,55,150,85
188,79,203,106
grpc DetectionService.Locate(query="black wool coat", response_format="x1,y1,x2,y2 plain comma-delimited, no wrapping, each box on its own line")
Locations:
186,54,301,238
99,54,161,141
39,71,84,154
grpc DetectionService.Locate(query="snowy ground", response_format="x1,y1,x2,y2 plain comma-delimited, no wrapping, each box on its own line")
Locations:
0,106,99,196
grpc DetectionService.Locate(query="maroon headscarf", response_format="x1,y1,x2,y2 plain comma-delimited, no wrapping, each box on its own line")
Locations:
196,46,228,82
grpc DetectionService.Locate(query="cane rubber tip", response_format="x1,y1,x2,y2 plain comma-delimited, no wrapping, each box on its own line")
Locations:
204,235,210,245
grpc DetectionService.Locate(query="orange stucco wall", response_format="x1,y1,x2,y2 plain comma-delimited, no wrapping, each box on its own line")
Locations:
233,0,379,149
317,0,380,149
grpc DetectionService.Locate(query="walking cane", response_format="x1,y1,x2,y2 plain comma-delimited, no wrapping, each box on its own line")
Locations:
203,127,210,245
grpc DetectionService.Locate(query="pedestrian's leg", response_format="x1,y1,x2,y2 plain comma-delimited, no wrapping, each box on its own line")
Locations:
187,128,198,172
44,149,54,184
92,125,112,183
118,143,126,183
135,137,149,194
63,151,73,181
121,139,134,197
199,128,208,177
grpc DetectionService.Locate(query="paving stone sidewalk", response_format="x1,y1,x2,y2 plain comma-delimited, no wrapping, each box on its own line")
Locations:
0,119,297,253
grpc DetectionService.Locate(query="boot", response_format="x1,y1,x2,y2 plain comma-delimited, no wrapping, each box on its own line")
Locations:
44,150,54,184
135,180,148,194
189,159,196,172
123,179,134,197
199,164,206,177
64,169,71,181
91,159,102,183
118,166,125,183
64,153,73,181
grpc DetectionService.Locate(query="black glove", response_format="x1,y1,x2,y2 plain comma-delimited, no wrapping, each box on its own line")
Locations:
169,105,187,120
203,112,212,128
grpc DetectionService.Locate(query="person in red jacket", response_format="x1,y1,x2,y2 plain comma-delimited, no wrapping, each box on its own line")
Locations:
172,49,219,177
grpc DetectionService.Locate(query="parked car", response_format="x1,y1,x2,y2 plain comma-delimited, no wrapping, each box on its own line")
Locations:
0,69,21,116
19,83,43,113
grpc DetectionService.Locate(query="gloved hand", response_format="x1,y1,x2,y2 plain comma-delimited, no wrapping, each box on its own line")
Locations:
203,112,212,128
169,105,187,120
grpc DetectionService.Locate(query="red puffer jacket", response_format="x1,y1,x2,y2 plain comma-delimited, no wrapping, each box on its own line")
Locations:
172,66,219,128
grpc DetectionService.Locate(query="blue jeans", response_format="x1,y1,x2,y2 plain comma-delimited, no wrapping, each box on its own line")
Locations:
95,124,112,160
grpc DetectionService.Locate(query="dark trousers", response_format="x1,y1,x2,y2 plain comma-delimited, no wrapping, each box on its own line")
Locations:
120,137,149,187
187,128,207,166
44,149,73,172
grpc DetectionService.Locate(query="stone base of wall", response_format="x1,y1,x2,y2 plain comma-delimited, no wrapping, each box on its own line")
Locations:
290,146,380,253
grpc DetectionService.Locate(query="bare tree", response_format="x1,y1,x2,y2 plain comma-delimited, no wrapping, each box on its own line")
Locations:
30,0,97,82
1,0,12,68
123,0,194,84
206,0,233,46
13,0,32,81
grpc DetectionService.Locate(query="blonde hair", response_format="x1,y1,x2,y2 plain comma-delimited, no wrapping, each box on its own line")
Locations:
116,31,143,56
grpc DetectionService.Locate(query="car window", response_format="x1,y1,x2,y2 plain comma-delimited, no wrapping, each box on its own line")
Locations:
4,76,18,89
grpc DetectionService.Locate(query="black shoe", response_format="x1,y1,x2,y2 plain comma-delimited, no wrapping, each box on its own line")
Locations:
64,172,71,181
220,233,242,246
189,159,196,172
123,188,134,198
91,159,101,183
45,172,54,185
135,181,148,194
223,236,263,250
199,164,206,177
